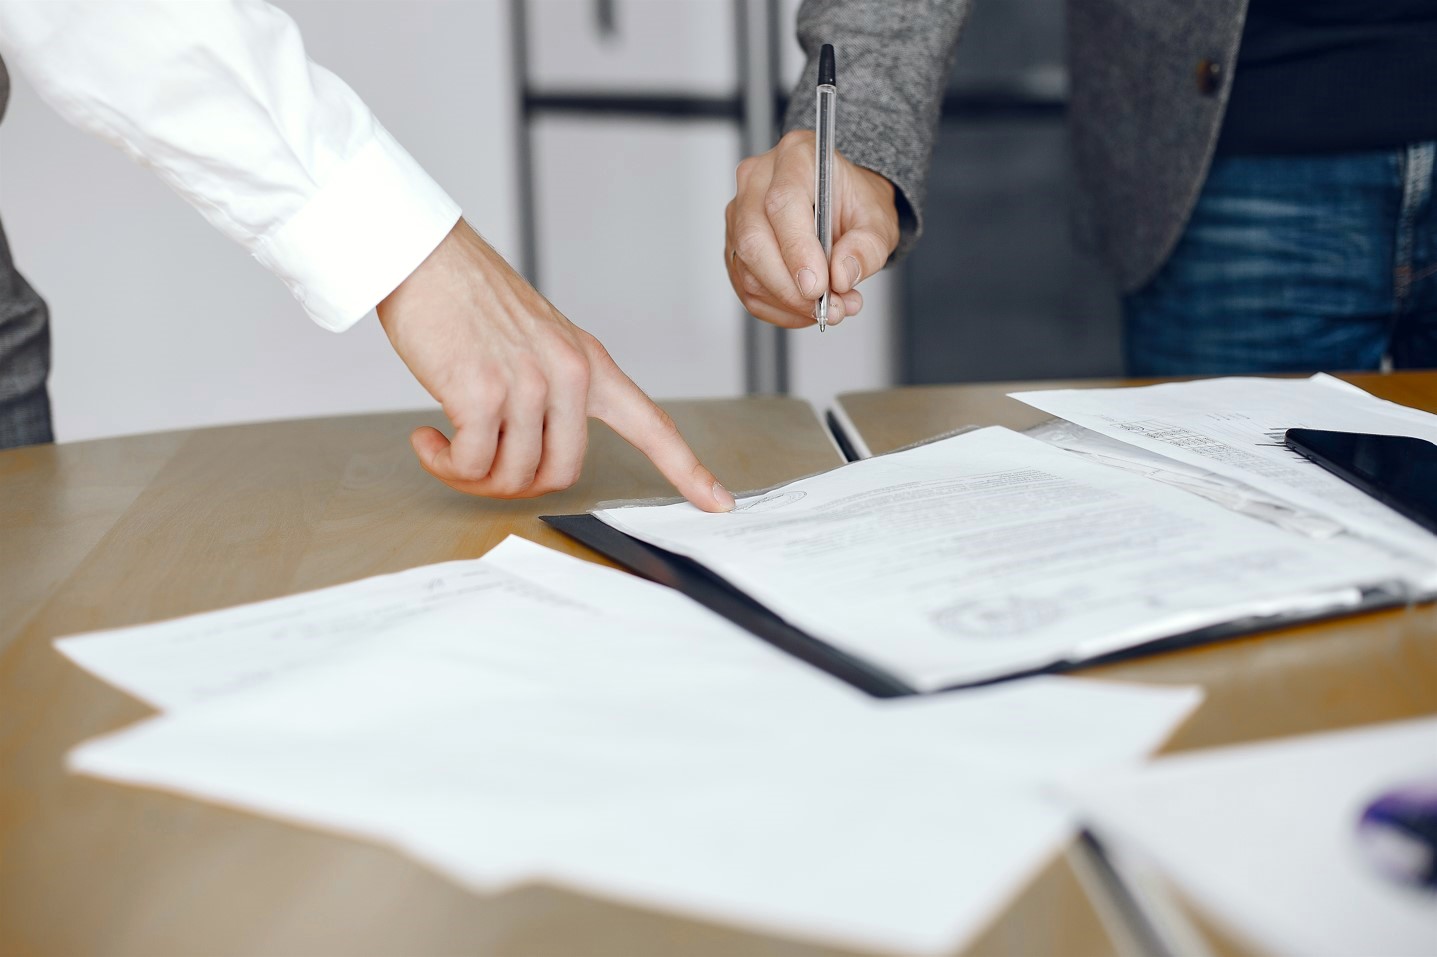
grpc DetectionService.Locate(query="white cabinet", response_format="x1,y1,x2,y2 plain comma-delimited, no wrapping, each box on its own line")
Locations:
526,0,737,94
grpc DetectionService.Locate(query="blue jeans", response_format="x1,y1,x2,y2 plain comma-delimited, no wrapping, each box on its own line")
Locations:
1125,143,1437,375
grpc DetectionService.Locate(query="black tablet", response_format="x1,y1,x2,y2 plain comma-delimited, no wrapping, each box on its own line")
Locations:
1284,428,1437,535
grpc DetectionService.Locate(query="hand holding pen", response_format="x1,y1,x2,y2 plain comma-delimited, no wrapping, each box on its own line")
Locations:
723,44,901,330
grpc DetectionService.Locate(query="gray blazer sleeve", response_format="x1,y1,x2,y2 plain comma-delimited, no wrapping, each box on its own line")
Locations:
783,0,970,263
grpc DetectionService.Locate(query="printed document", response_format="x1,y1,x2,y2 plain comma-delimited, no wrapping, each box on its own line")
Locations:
596,426,1410,690
1012,375,1437,582
60,538,1203,956
1062,717,1437,957
57,536,754,711
1026,418,1346,539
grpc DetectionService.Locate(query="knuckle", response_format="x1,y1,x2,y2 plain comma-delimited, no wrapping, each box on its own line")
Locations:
559,463,583,488
511,362,548,401
449,458,492,484
733,228,768,264
746,295,783,321
735,155,759,186
489,474,533,498
779,129,812,151
551,345,591,390
652,408,680,441
459,378,505,417
538,462,582,494
581,335,618,375
739,270,766,296
763,185,801,220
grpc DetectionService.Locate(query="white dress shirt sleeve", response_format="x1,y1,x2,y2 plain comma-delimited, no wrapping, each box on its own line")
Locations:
0,0,463,331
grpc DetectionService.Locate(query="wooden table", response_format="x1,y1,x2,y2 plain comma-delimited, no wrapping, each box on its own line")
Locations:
7,375,1432,957
0,398,1106,957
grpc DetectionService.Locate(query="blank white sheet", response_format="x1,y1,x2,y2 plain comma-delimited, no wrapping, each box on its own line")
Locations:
55,536,757,711
60,538,1203,955
1062,717,1437,957
71,641,1199,956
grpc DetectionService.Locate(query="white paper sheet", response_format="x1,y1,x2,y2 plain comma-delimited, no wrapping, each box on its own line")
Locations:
1025,419,1347,539
56,536,756,711
1062,717,1437,957
1011,375,1437,583
595,427,1410,690
69,612,1201,957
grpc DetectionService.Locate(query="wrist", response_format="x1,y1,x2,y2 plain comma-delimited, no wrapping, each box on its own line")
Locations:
855,164,898,211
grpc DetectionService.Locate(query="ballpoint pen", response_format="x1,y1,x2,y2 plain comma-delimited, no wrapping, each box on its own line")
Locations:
814,43,836,332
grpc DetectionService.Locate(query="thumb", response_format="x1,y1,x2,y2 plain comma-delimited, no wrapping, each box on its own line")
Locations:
585,350,736,513
831,163,900,295
829,224,892,296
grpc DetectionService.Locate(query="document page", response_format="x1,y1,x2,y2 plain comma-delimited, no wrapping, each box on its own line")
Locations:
1012,375,1437,582
1062,717,1437,957
1025,419,1346,539
69,591,1200,957
596,427,1410,690
56,536,756,711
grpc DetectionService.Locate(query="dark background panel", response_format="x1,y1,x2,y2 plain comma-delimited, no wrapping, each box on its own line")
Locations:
900,0,1123,385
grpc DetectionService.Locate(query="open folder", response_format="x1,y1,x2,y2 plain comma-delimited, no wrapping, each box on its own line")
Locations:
544,426,1426,697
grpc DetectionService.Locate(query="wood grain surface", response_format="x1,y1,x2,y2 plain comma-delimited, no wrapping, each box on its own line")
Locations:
0,399,1107,957
7,375,1432,956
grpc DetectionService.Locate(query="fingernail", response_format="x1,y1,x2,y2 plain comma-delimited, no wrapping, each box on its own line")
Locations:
712,481,736,512
845,257,861,286
797,267,817,297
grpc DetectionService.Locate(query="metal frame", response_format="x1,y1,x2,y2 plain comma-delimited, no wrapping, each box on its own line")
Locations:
508,0,788,393
508,0,1065,394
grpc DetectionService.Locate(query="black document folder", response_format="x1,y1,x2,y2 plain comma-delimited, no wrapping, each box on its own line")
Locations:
542,513,916,696
541,513,1412,698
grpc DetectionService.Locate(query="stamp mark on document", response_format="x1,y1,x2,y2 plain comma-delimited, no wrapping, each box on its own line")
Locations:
931,594,1070,638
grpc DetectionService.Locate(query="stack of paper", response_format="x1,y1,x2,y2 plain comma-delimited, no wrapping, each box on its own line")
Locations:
61,537,1202,956
1024,418,1347,539
1012,374,1437,583
596,425,1415,690
1062,717,1437,957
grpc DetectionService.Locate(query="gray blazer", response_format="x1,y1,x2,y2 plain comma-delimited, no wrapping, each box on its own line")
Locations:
0,53,57,448
783,0,1248,293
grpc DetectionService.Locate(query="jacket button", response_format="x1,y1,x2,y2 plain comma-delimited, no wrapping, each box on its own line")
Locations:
1196,58,1223,96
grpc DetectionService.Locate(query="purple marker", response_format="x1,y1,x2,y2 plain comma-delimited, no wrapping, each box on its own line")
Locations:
1358,778,1437,890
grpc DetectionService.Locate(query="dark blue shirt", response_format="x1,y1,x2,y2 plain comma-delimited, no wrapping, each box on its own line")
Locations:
1217,0,1437,154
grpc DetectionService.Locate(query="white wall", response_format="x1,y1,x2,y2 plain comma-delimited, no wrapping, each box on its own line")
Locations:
0,0,517,443
1,0,894,445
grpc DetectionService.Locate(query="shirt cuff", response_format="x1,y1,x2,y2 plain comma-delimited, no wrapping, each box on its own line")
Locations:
252,122,462,332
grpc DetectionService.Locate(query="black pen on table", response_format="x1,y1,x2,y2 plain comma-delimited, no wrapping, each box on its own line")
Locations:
814,43,836,332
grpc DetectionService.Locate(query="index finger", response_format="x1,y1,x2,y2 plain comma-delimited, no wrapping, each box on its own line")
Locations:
586,357,735,513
